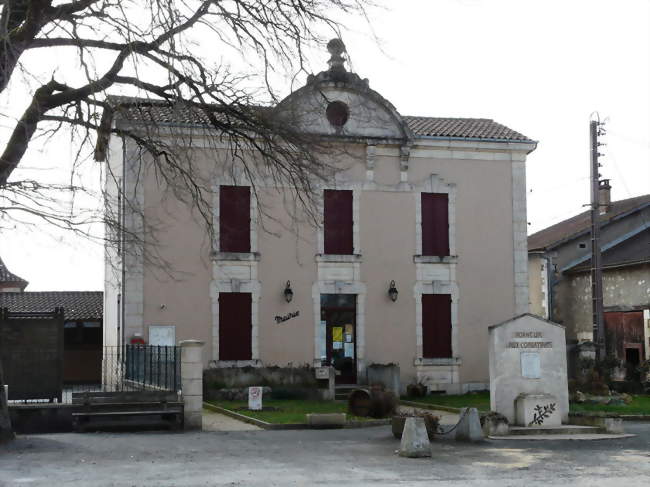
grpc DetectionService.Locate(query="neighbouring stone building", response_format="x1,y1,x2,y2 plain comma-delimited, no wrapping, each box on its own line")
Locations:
528,183,650,379
98,41,537,393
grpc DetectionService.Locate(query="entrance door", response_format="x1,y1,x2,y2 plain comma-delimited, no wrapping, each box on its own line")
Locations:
321,294,356,384
625,346,642,382
604,311,645,359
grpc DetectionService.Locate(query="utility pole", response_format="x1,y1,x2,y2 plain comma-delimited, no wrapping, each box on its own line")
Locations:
589,118,606,360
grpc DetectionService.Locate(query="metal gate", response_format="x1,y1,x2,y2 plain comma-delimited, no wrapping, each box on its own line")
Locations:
0,308,64,402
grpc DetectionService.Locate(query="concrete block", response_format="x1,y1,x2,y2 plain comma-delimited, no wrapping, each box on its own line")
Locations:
570,415,625,434
602,418,624,434
515,394,561,427
306,413,346,428
367,364,400,395
399,417,431,458
455,408,483,442
481,414,509,436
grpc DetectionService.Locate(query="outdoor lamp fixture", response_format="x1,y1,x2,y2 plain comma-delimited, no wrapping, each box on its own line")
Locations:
388,280,399,302
284,280,294,303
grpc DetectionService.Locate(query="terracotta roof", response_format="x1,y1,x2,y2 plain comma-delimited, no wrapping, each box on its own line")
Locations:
402,116,532,142
528,194,650,251
106,96,534,143
0,291,103,321
0,257,28,287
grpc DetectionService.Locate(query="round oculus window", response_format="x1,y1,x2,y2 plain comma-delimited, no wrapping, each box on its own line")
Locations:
326,101,349,127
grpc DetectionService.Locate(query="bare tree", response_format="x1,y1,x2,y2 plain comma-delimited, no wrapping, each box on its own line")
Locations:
0,0,372,252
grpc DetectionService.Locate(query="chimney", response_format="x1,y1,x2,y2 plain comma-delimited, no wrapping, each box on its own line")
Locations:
598,179,611,215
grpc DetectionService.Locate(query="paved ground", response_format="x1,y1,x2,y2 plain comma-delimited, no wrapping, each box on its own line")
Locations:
202,410,261,432
2,421,650,486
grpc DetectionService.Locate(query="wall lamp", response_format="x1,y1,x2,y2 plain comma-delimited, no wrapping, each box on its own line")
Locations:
388,280,399,302
284,280,294,303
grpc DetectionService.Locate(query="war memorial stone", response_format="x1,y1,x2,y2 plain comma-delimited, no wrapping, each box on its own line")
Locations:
488,314,569,426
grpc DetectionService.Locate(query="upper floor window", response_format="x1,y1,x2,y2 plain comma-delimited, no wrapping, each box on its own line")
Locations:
421,193,449,256
219,185,250,253
324,189,353,255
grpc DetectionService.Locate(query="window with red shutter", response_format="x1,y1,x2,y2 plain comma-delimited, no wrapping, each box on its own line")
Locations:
422,294,452,358
218,292,252,360
323,189,353,255
219,186,250,253
421,193,449,256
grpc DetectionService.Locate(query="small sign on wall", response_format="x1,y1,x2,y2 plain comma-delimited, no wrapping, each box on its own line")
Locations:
149,325,176,346
315,367,329,379
248,386,263,410
521,352,541,379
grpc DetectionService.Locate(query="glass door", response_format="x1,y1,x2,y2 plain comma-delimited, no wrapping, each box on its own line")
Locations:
320,294,356,384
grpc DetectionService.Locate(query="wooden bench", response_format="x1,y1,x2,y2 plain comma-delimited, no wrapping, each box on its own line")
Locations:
71,391,183,432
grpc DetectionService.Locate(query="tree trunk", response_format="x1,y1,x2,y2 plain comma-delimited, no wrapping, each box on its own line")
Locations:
0,359,14,442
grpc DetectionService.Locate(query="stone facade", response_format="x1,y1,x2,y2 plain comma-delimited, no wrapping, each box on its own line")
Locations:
102,41,536,394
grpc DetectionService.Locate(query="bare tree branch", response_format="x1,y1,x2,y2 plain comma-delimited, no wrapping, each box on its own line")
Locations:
0,0,373,275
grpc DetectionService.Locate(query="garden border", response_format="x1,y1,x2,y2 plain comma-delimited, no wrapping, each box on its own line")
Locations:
203,402,390,430
400,400,650,422
399,400,463,414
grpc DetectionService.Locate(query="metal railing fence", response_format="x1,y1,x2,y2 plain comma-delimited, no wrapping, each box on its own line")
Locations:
6,345,181,404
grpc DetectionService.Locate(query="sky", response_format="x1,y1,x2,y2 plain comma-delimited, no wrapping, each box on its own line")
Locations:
0,0,649,291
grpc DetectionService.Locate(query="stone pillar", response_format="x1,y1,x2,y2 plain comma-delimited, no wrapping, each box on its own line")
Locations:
180,340,205,430
0,363,14,442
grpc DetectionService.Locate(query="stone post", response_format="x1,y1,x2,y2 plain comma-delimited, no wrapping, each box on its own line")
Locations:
180,340,205,430
0,362,14,442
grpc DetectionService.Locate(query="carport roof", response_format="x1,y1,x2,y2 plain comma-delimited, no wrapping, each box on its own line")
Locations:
0,291,103,321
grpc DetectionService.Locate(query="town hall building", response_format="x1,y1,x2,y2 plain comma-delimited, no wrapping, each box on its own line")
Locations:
98,40,537,394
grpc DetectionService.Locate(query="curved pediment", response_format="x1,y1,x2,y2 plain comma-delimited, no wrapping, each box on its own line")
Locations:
274,40,412,143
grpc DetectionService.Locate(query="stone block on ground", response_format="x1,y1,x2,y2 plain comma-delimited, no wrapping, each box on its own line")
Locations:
455,408,483,442
481,412,509,436
515,393,561,427
399,417,431,458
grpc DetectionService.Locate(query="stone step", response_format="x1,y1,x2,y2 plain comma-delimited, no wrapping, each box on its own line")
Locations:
334,385,361,401
509,425,604,436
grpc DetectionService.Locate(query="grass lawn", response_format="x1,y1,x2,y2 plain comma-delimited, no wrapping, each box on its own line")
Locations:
401,392,650,416
402,392,490,412
570,395,650,415
207,399,374,424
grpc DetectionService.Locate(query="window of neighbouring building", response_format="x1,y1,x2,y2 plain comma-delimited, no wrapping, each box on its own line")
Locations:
218,292,252,360
323,189,353,255
219,185,250,253
422,294,452,358
421,193,449,256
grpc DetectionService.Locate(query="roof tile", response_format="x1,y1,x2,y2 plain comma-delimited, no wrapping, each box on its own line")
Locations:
107,96,534,143
0,291,103,321
528,194,650,250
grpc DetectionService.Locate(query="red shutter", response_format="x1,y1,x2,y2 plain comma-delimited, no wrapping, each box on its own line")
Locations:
324,189,353,255
421,193,449,256
219,293,252,360
219,186,250,252
422,294,452,358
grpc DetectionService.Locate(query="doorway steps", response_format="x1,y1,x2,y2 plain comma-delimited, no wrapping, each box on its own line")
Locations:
334,385,360,401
